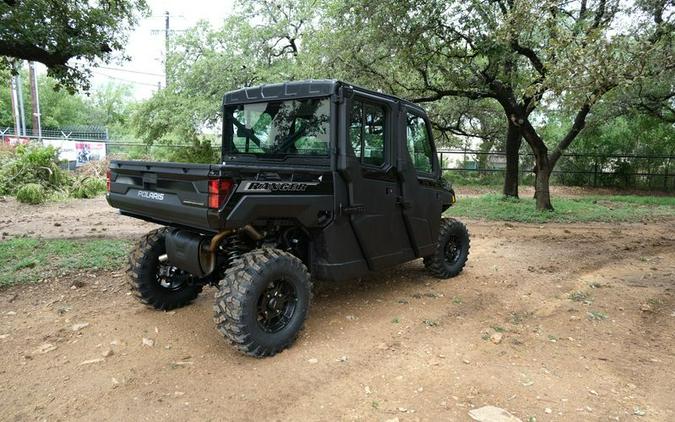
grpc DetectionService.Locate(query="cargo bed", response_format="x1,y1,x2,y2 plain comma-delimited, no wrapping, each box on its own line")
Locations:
106,160,219,232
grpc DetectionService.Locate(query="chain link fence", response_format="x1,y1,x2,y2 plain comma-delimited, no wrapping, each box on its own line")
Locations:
0,127,220,169
3,127,673,191
438,149,675,191
0,126,110,140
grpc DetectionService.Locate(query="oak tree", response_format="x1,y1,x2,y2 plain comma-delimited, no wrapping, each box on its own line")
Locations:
323,0,674,209
0,0,148,92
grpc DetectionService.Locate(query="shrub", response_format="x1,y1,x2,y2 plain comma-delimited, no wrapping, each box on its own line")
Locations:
70,177,107,199
0,144,16,161
16,183,46,204
0,145,70,195
76,159,110,178
150,138,219,163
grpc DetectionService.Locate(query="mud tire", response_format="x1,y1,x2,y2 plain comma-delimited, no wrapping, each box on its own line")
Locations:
424,218,470,279
127,228,202,310
214,248,312,357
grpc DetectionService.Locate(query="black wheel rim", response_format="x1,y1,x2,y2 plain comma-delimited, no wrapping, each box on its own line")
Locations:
443,236,462,265
156,262,191,291
257,279,298,333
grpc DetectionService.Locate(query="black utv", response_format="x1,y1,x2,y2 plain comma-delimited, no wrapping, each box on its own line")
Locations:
107,80,470,357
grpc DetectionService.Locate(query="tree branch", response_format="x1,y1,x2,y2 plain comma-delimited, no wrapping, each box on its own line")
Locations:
412,66,493,102
412,88,493,103
592,0,607,29
521,76,547,114
432,121,490,140
509,40,546,76
548,102,591,166
579,0,588,20
636,91,675,123
0,41,71,67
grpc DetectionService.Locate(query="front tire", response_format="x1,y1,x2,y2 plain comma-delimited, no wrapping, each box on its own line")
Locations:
214,248,312,357
127,228,202,310
424,218,470,278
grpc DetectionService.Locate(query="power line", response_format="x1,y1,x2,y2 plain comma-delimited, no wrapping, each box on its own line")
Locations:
96,66,164,77
92,71,161,87
149,14,185,19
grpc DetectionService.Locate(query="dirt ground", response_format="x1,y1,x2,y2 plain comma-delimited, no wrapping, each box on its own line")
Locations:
1,196,674,422
0,196,156,240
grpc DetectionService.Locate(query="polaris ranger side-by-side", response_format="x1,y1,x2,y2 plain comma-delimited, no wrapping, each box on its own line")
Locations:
107,80,470,357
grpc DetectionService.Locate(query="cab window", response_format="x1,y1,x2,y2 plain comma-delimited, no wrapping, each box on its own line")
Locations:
406,113,433,174
225,98,330,156
350,99,385,166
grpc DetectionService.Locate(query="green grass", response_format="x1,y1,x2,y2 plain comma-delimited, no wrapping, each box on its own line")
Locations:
588,310,608,321
584,195,675,206
446,194,675,223
0,238,132,287
568,291,592,303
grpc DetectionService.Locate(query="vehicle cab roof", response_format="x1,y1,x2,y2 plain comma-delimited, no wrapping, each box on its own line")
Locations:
222,79,426,114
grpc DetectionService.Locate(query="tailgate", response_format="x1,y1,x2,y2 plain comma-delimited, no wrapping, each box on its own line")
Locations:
106,160,218,231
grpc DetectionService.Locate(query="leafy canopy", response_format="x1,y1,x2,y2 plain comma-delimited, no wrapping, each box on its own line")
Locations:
0,0,149,92
0,69,135,131
131,0,318,144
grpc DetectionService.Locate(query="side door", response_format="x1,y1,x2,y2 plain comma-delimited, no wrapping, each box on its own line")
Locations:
341,94,414,270
396,106,446,258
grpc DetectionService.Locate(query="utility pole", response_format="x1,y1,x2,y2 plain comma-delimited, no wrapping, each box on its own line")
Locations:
150,11,184,88
8,75,20,137
28,61,42,140
164,10,170,87
8,61,21,138
15,65,27,137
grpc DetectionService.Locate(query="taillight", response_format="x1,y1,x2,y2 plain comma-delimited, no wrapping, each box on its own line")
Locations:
208,179,234,209
106,170,111,192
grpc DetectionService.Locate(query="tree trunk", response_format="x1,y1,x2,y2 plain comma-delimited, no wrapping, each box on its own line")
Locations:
533,151,554,211
503,122,522,198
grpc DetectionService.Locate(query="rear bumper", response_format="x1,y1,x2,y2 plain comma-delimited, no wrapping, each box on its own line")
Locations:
107,191,334,232
106,192,217,232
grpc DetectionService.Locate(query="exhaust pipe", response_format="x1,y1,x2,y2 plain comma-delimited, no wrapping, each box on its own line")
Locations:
242,224,263,241
164,226,262,278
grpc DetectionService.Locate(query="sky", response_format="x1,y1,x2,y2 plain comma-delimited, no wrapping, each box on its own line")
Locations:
89,0,236,99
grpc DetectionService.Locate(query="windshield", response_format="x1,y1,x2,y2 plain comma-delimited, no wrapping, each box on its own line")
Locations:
224,98,330,156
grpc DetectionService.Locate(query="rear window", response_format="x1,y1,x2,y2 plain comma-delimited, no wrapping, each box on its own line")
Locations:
224,98,330,157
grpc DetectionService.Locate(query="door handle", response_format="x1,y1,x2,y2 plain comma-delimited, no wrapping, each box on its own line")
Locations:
341,204,366,214
385,187,393,195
